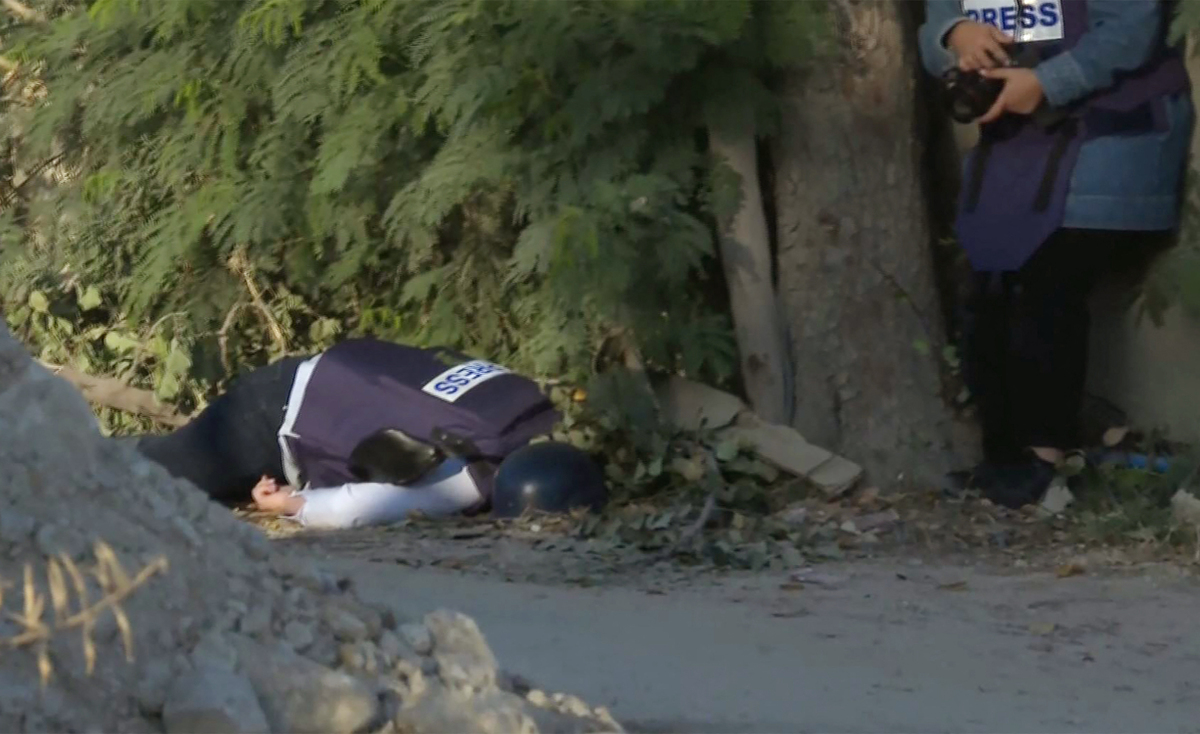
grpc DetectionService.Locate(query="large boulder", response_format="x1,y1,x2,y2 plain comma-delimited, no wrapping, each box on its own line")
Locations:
0,326,621,734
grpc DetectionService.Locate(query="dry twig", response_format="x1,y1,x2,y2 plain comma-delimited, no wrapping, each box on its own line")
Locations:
2,0,45,23
0,152,69,211
217,300,251,375
227,248,288,355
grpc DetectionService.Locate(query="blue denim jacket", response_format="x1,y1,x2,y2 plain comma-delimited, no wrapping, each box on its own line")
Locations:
919,0,1194,232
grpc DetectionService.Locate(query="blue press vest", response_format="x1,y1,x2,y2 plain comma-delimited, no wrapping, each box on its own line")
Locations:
954,0,1190,272
284,339,559,491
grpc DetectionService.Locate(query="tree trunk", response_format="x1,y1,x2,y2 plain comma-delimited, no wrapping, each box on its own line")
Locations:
772,0,971,488
710,114,791,425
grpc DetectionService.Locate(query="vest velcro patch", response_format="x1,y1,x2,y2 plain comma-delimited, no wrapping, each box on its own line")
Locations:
421,359,512,403
961,0,1063,43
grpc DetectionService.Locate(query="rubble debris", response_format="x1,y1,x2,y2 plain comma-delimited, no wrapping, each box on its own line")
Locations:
1038,485,1075,516
720,414,843,488
854,510,901,534
777,505,809,528
655,377,864,495
234,637,380,734
1170,489,1200,527
0,326,621,734
162,667,271,734
789,569,846,588
656,376,746,432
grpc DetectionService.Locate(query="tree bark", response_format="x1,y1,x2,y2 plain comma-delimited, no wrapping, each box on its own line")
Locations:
710,115,791,424
772,0,971,488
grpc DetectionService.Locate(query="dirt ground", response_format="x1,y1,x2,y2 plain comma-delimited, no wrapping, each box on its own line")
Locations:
252,498,1200,734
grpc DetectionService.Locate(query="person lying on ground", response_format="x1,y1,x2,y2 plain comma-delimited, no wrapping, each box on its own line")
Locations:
136,337,606,529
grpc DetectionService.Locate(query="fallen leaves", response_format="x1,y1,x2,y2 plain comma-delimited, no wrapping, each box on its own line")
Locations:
854,487,882,508
789,569,845,588
564,478,908,572
1029,622,1057,636
1056,562,1086,578
770,609,810,619
669,456,706,483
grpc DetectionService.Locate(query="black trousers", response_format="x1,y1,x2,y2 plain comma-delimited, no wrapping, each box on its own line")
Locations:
963,228,1167,463
137,356,306,503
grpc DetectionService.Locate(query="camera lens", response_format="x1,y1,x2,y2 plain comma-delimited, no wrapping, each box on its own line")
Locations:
951,98,978,123
943,80,977,123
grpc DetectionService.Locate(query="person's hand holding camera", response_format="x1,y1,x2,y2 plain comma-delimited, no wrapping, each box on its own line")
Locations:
976,67,1046,123
946,20,1013,70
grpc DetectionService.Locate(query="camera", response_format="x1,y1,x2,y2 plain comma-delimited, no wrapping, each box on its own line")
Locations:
941,67,1006,124
940,59,1070,131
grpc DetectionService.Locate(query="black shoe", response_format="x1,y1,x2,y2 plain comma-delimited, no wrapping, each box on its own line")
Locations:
976,454,1058,509
941,469,973,497
942,461,999,497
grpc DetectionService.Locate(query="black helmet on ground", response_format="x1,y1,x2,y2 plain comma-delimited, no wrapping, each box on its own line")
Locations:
491,441,608,518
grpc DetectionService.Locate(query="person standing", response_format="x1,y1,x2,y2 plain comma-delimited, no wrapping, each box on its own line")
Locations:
918,0,1194,507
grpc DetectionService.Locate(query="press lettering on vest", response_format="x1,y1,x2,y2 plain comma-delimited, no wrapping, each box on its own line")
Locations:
421,360,511,403
1037,2,1059,27
1000,5,1016,30
1019,4,1038,29
960,0,1063,43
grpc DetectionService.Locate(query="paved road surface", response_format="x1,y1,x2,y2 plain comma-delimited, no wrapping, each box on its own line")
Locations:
317,555,1200,733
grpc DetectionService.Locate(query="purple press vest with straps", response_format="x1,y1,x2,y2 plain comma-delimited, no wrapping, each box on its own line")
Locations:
284,339,559,494
954,0,1190,272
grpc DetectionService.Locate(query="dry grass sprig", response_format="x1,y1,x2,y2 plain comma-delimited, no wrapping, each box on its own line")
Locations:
0,540,169,685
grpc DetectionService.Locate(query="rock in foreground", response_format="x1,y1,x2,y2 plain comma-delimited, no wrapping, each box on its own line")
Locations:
0,326,621,734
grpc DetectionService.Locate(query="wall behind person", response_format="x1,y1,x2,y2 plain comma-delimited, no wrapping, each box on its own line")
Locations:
1083,40,1200,445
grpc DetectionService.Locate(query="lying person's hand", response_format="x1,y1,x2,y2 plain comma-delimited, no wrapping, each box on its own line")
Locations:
252,475,303,515
252,475,276,496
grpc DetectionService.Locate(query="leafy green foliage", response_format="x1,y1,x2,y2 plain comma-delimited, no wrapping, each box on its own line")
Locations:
3,273,209,433
1170,0,1200,45
1155,7,1200,321
1073,468,1172,542
1066,421,1200,549
1,0,830,423
1141,167,1200,324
